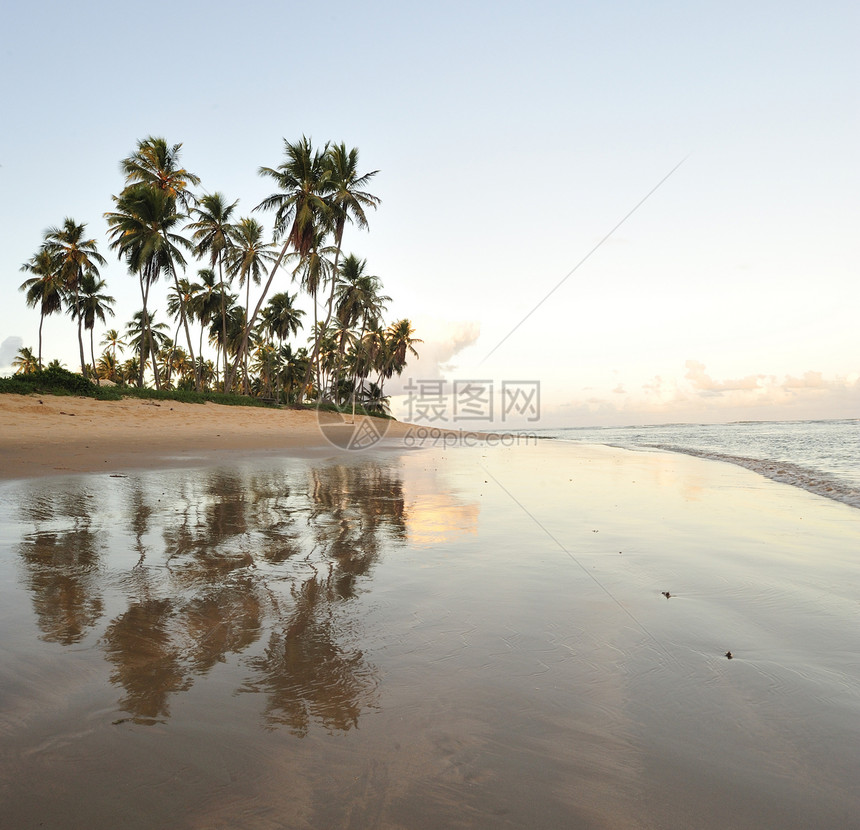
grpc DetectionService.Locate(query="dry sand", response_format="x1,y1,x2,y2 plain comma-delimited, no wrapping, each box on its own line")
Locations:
0,393,423,478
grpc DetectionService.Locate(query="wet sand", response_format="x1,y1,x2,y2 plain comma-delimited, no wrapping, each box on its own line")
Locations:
1,434,859,828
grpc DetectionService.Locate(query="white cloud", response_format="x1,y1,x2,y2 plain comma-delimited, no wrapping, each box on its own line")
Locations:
0,336,23,369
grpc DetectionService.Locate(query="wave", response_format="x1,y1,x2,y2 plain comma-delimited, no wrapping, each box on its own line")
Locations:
642,443,860,510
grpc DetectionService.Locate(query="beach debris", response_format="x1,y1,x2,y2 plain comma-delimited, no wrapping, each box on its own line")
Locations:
58,411,76,416
662,591,671,599
725,651,733,659
109,474,128,478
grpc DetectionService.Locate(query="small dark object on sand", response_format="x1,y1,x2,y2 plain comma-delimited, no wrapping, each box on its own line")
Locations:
725,651,733,659
662,591,671,599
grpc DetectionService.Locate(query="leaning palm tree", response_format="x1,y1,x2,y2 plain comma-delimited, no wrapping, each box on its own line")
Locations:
69,272,115,385
226,216,278,392
19,246,64,369
188,192,239,390
12,347,39,375
227,136,331,395
43,219,106,378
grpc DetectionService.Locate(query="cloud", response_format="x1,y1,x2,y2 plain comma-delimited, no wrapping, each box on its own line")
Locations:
386,320,481,396
548,361,860,427
0,336,23,369
684,359,766,395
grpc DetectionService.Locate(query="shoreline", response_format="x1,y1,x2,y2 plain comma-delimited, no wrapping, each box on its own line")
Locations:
0,393,492,479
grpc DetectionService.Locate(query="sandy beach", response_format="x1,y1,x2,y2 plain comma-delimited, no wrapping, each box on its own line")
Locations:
1,395,859,829
0,393,420,478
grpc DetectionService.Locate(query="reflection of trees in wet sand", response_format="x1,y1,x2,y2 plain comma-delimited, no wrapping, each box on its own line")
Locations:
16,485,104,645
102,580,265,724
243,575,376,735
92,460,405,730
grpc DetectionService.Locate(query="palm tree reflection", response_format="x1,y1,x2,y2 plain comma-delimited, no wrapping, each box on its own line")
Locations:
14,459,408,730
16,484,104,645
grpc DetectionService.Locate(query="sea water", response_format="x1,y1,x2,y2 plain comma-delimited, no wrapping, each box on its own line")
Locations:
537,419,860,509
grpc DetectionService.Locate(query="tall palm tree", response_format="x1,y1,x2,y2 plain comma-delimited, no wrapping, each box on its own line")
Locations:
19,247,64,369
188,193,239,390
113,137,200,388
120,136,201,211
318,143,380,357
229,136,330,395
43,219,106,378
69,272,115,385
227,216,278,392
106,185,187,387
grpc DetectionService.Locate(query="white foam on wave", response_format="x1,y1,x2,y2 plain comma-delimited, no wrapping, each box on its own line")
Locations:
644,443,860,510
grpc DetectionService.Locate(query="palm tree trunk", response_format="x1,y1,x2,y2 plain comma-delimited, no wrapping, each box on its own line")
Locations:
139,271,161,390
226,241,293,394
74,287,87,378
37,313,44,370
243,276,254,395
90,328,99,386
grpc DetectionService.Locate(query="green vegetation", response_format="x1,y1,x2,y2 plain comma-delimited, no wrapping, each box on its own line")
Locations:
0,367,279,407
13,135,422,416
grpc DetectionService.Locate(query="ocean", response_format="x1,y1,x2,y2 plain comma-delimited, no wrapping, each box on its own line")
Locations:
537,419,860,509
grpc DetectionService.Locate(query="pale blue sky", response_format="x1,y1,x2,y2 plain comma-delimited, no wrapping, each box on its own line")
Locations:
2,1,857,425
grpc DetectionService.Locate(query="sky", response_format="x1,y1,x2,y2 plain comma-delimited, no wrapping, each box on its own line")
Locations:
1,0,858,427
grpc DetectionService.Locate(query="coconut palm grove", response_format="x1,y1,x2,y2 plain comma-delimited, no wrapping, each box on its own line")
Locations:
15,136,421,413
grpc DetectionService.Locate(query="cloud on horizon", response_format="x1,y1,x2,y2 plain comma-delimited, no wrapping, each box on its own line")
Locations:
0,335,23,369
551,360,860,426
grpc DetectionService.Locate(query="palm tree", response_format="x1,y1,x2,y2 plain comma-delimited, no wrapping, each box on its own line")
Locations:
227,216,277,392
335,256,390,405
96,350,119,384
380,319,422,395
106,185,188,387
165,278,196,386
125,310,169,384
69,273,115,385
228,136,331,394
100,328,125,365
112,137,200,388
317,143,380,360
43,219,106,378
188,193,239,390
120,136,201,211
261,291,305,346
189,269,224,379
19,247,64,369
12,347,39,375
